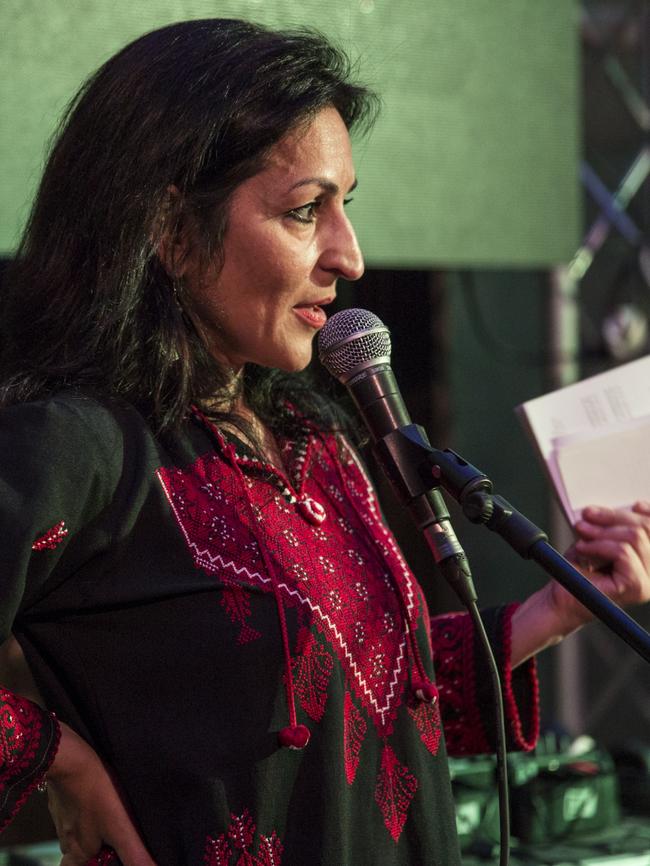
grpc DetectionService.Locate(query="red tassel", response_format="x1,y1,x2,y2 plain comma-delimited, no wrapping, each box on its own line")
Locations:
278,724,311,749
412,679,438,704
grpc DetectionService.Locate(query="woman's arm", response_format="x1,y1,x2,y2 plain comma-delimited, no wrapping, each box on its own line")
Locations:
0,398,156,860
46,722,157,866
510,500,650,667
0,637,156,866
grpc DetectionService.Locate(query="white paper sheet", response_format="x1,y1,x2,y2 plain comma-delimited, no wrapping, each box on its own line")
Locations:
516,355,650,524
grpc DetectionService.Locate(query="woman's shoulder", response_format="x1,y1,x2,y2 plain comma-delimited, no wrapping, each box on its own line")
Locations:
0,391,153,466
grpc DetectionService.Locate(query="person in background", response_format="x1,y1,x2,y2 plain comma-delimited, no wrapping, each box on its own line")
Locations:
0,18,648,866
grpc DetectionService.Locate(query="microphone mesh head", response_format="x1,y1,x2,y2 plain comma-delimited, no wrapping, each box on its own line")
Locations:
318,308,391,380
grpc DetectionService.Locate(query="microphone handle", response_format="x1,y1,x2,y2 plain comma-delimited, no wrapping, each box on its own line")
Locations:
345,364,478,605
345,364,410,436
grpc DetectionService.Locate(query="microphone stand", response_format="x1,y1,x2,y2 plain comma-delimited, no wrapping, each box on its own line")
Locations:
375,423,650,664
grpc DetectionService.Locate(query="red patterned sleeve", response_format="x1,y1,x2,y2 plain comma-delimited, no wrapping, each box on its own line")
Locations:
0,688,60,832
430,603,539,757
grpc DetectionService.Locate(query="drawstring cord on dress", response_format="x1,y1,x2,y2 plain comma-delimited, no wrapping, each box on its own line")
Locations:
226,444,311,749
191,405,437,756
192,406,311,749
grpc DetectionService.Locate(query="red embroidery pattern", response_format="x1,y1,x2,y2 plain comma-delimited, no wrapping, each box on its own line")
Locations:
429,612,484,755
0,690,60,833
407,700,442,756
374,744,418,843
221,586,262,644
31,520,68,551
204,809,283,866
157,429,451,843
291,629,333,722
204,836,230,866
429,606,539,756
498,603,539,752
157,434,419,737
343,690,366,784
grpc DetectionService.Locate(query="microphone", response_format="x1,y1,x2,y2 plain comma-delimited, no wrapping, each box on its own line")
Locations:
318,309,477,605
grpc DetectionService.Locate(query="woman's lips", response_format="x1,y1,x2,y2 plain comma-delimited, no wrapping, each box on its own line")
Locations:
293,303,328,328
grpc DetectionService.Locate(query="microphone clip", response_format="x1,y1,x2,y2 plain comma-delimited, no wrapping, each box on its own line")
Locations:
373,423,491,510
374,425,548,560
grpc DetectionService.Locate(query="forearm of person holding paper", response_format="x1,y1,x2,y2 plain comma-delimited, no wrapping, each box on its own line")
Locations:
509,501,650,668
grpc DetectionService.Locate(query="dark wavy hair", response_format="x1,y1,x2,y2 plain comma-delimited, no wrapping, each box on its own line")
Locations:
0,19,378,436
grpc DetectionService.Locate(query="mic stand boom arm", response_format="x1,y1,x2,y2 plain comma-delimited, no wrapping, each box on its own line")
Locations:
375,423,650,665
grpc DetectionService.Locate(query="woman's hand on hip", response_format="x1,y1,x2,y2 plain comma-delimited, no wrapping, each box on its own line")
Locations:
45,721,157,866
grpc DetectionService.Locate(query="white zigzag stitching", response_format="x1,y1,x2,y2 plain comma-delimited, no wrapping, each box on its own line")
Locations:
157,467,411,725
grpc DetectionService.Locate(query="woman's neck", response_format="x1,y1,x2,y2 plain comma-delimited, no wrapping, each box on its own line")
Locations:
216,399,287,473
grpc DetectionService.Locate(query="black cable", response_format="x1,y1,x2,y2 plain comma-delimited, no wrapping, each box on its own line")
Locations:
465,600,510,866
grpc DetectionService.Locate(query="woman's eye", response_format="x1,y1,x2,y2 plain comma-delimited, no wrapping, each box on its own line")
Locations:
287,201,320,224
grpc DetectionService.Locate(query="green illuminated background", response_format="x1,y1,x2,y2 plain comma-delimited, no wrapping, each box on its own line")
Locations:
1,0,580,266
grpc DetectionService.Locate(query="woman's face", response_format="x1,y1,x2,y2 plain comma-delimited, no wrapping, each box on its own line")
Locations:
184,106,364,373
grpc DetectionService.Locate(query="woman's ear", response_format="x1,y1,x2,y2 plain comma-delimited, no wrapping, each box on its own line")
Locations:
155,185,194,278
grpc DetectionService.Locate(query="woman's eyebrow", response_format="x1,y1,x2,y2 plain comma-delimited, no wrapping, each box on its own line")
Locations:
287,177,358,194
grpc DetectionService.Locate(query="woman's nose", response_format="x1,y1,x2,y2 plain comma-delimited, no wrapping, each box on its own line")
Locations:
320,214,365,282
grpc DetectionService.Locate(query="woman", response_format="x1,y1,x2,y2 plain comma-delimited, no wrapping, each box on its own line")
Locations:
1,19,649,866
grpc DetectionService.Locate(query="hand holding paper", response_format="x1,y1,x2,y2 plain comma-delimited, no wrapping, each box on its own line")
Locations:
517,355,650,525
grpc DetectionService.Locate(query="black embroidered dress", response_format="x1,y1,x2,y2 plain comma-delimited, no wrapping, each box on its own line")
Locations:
0,395,538,865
